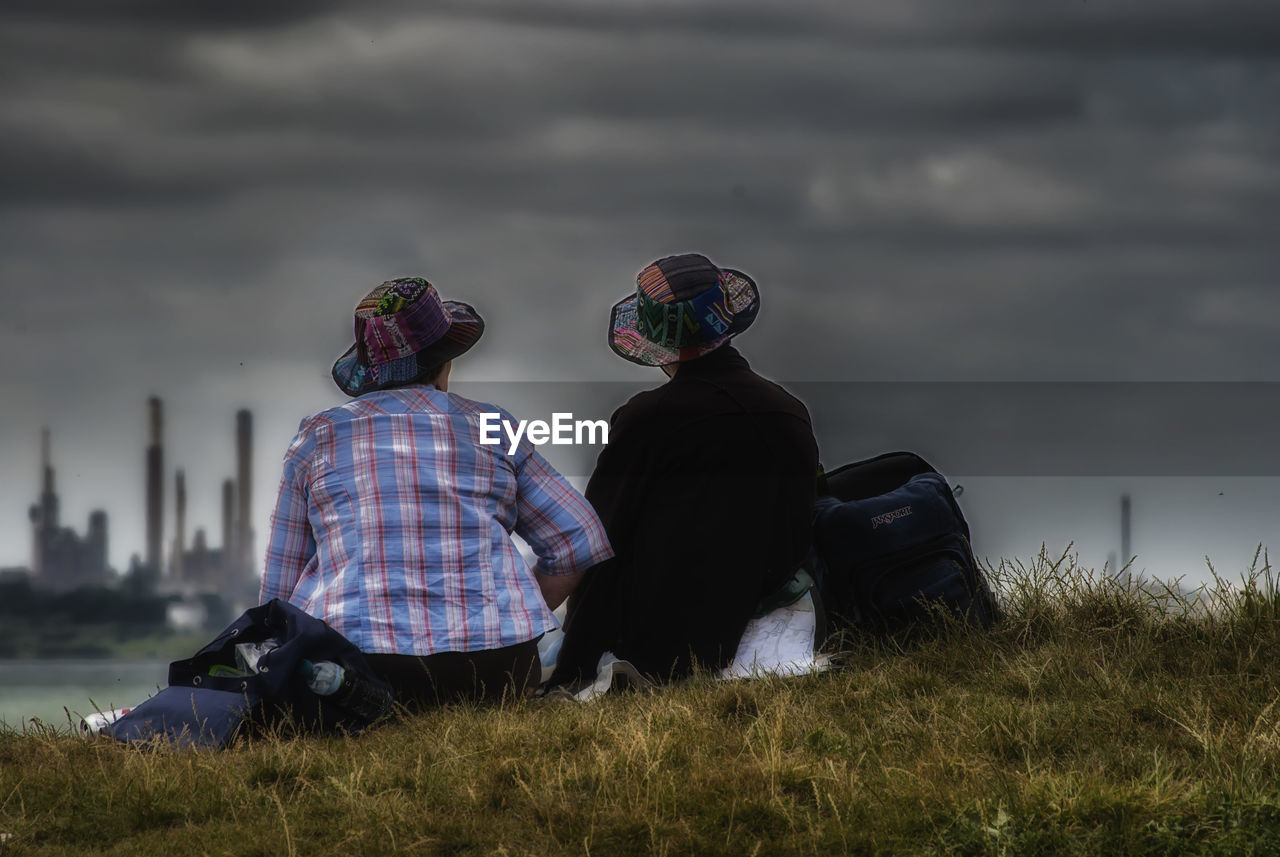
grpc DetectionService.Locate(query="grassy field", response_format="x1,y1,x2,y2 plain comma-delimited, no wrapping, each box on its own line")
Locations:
2,548,1279,856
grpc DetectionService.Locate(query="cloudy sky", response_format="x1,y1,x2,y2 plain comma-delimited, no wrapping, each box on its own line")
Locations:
2,0,1277,586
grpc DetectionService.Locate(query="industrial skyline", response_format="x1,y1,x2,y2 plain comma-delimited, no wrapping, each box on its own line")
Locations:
21,428,110,591
7,398,258,598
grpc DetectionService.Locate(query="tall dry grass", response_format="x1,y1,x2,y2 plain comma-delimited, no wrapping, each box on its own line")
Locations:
2,547,1278,855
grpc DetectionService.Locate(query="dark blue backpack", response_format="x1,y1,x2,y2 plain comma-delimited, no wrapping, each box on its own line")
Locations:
108,598,393,748
811,451,999,638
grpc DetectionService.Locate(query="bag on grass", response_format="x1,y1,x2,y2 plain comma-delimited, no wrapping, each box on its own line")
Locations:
108,598,393,748
811,451,999,637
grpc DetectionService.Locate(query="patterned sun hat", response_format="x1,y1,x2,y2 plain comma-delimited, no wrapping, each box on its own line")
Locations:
331,277,484,397
608,253,760,366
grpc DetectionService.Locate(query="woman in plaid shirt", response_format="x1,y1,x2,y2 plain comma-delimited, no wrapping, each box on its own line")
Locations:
261,278,613,709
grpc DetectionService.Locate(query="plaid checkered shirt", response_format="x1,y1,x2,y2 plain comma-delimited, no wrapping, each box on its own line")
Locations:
260,386,613,656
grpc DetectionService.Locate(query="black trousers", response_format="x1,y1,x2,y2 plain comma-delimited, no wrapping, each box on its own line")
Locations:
363,637,541,711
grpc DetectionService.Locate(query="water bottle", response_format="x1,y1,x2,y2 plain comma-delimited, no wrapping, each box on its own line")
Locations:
300,659,394,723
235,640,279,674
79,707,133,737
301,659,344,695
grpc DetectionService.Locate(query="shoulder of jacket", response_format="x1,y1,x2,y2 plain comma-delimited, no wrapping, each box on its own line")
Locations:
612,383,679,425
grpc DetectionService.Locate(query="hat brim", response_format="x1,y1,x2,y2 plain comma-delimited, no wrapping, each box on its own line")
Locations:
332,300,484,397
608,269,760,366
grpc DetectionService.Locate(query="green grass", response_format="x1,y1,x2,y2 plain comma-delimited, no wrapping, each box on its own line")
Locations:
3,547,1279,856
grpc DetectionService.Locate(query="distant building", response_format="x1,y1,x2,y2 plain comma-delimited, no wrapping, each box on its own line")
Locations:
28,429,112,591
158,404,259,602
145,396,164,577
20,401,261,600
171,525,232,592
0,567,31,584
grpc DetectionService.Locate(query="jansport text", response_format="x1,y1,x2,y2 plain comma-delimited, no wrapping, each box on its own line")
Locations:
871,505,913,529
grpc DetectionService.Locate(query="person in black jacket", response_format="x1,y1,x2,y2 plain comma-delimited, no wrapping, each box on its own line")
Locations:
551,253,820,685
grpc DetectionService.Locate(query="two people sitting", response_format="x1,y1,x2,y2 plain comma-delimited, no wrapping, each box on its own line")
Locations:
259,253,819,710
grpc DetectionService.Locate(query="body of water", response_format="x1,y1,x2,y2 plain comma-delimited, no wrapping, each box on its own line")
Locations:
0,659,169,731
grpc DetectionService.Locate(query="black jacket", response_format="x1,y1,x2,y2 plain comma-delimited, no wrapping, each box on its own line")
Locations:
552,346,819,682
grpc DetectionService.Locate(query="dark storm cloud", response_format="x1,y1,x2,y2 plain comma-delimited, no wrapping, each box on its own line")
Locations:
0,0,339,28
0,135,221,207
5,0,1275,237
413,0,1280,58
1,0,1278,570
959,1,1280,58
0,18,1100,211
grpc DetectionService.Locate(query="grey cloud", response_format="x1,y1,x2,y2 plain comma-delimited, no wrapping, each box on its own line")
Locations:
0,0,340,28
0,135,222,207
1,0,1278,572
963,1,1280,58
413,0,1280,58
7,2,1274,227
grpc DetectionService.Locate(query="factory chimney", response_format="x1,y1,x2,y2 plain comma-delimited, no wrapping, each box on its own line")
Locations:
235,409,254,581
145,397,164,574
40,428,57,531
222,478,234,576
172,469,186,581
29,428,58,578
88,510,108,581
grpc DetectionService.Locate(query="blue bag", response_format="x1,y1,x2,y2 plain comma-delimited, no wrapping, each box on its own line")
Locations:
108,598,393,748
812,452,999,637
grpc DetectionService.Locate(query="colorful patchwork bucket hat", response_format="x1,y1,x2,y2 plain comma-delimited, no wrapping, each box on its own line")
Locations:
608,253,760,366
331,277,484,397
